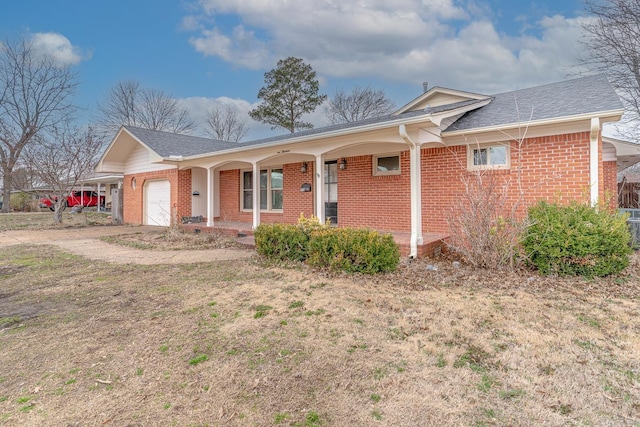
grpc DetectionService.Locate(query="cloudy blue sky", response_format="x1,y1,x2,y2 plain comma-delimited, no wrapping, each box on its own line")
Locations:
1,0,590,139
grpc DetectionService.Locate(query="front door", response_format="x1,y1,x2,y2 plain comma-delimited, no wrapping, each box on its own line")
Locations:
324,161,338,224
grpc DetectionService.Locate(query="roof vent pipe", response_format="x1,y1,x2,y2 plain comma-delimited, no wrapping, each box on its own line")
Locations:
422,82,428,93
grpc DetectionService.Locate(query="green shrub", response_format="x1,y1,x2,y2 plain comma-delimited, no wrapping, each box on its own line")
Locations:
254,223,309,261
307,227,400,274
254,214,326,261
523,201,631,277
10,192,36,212
255,215,400,274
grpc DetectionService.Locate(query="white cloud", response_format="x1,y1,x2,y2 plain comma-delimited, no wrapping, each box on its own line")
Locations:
30,32,86,66
186,0,590,94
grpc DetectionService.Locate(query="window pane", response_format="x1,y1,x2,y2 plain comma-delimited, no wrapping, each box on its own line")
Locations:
243,171,252,189
331,164,338,182
243,191,252,210
260,170,267,189
271,169,283,189
489,146,507,165
260,189,267,210
272,189,283,209
243,171,252,209
473,148,487,166
377,156,400,171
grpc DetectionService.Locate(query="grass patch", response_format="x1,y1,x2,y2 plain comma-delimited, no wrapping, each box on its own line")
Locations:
0,316,21,327
254,305,273,319
288,300,305,309
188,354,208,365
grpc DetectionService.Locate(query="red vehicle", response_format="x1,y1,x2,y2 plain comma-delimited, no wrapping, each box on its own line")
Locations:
40,191,105,211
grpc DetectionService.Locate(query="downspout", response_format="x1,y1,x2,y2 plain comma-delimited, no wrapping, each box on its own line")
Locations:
399,124,423,258
315,155,325,224
590,117,600,207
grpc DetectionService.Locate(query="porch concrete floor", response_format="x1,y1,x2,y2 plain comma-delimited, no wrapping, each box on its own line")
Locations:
180,221,449,258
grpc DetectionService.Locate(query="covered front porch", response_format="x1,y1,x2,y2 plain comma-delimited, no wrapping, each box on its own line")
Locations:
182,119,447,258
180,220,449,258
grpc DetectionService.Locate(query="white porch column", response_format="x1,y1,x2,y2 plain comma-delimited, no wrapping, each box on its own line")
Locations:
400,124,423,258
252,162,261,228
590,117,600,206
315,155,325,224
207,167,214,227
97,182,102,212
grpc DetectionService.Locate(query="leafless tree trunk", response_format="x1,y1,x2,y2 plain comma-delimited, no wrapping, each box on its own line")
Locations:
205,105,249,142
0,36,78,213
98,80,197,135
325,85,396,125
581,0,640,134
24,125,105,223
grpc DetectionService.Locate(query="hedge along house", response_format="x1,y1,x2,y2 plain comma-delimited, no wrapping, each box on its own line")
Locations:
96,74,640,258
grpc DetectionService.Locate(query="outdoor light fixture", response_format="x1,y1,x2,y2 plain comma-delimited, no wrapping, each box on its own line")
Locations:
301,162,308,173
339,158,347,170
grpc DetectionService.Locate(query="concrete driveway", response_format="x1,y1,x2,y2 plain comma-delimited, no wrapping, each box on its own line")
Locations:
0,225,253,264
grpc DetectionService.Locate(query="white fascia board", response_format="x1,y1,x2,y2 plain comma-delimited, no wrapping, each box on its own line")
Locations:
95,127,127,173
394,87,490,115
96,126,166,171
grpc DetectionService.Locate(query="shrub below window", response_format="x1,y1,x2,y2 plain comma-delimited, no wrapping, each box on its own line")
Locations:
254,215,400,274
254,223,310,262
307,228,400,274
523,201,631,277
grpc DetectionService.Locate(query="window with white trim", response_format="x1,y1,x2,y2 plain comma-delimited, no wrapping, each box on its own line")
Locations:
373,154,401,176
242,168,283,211
468,143,509,170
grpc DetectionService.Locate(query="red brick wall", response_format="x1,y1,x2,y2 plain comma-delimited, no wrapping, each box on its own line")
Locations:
123,169,191,225
283,162,315,222
176,169,192,220
423,132,593,233
422,145,467,233
603,160,618,212
218,169,241,221
338,153,411,231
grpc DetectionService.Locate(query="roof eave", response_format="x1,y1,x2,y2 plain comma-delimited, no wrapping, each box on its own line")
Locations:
96,126,165,173
442,109,625,137
174,114,438,162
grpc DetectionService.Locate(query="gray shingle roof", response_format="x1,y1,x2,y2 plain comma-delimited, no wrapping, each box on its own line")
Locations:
446,74,623,132
124,126,238,157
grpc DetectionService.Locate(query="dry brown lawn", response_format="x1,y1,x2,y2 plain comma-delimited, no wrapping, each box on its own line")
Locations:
0,215,639,426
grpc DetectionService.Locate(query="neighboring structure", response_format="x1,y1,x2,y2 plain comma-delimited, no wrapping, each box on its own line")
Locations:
96,74,640,257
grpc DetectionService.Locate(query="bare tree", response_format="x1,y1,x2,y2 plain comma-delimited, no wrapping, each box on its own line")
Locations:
205,105,249,142
24,124,105,223
0,36,78,213
581,0,640,133
325,85,396,125
98,80,196,135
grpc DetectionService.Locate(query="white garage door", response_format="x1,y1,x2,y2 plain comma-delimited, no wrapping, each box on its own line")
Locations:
144,180,171,226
